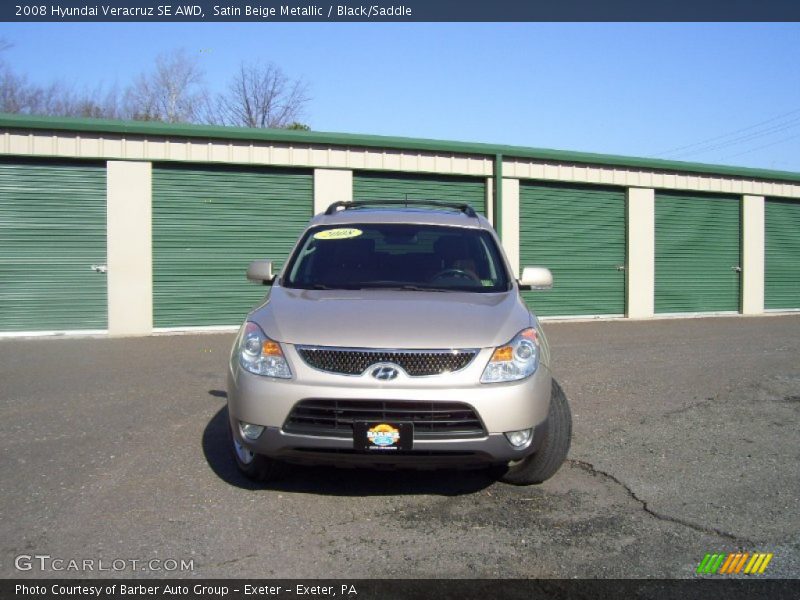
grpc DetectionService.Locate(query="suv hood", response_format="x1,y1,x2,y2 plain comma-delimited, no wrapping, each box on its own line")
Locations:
250,286,532,349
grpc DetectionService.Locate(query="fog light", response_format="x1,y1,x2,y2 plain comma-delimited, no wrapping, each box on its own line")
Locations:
239,422,265,440
504,428,533,448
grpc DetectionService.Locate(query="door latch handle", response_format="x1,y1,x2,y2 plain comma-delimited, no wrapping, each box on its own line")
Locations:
615,265,626,271
90,264,108,274
731,266,742,273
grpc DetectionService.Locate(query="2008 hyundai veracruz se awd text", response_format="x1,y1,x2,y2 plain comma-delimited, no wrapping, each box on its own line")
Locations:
226,200,572,485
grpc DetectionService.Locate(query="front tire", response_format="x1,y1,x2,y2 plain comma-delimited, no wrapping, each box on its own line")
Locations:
497,379,572,485
228,421,288,482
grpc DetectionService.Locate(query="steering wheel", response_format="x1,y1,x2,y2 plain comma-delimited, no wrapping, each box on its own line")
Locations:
430,268,481,283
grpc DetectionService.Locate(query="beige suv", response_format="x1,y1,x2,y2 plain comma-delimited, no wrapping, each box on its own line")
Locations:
226,200,571,485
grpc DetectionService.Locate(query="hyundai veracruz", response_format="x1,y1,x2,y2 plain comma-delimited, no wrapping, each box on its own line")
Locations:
226,200,572,485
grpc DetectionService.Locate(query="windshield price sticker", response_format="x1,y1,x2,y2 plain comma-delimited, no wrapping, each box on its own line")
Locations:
313,228,363,240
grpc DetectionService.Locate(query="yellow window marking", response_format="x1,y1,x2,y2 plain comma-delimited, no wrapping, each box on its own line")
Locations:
313,228,363,240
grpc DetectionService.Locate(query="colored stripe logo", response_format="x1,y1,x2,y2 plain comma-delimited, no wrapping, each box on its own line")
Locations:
696,552,773,574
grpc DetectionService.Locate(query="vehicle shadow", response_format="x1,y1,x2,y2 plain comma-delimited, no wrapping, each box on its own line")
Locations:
203,392,496,497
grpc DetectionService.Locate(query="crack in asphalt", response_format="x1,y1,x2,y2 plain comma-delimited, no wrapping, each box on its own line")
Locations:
661,396,719,417
567,459,755,546
209,553,257,568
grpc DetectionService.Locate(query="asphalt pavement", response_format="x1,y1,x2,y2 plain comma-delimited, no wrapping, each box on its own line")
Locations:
1,315,798,579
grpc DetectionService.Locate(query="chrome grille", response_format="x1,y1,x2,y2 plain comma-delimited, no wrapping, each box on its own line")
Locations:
296,347,477,376
283,399,486,439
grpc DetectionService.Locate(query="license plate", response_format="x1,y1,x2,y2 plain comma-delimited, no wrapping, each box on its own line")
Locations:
354,422,413,452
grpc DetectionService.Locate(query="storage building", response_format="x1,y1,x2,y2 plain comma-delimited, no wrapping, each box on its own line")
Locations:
1,114,798,336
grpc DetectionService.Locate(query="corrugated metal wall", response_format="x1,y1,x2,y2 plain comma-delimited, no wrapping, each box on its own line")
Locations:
151,165,312,328
655,192,741,313
353,172,486,215
2,134,799,337
519,182,627,316
765,198,800,309
0,160,107,332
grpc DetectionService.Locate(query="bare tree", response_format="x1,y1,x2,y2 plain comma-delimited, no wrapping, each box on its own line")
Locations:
0,38,122,118
0,42,310,128
209,61,309,129
0,74,121,118
55,85,124,119
125,49,206,123
0,65,31,113
0,38,29,113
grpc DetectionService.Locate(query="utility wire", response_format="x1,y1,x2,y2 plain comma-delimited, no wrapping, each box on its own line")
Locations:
663,116,800,159
651,107,800,158
719,132,800,161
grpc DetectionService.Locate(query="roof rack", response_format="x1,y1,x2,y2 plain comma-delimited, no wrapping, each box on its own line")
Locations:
324,199,478,218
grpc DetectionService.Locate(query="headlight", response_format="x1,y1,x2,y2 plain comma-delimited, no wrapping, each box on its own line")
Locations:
480,328,540,383
237,321,292,379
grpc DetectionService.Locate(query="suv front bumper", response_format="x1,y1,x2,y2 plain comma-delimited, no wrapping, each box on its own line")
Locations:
235,425,550,469
227,344,553,467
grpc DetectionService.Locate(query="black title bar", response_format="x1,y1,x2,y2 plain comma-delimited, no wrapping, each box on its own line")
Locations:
4,579,800,600
4,0,800,22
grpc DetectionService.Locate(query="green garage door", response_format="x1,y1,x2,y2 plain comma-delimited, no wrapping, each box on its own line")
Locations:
519,182,626,317
152,165,312,328
655,192,740,313
354,172,486,215
765,198,800,309
0,161,107,333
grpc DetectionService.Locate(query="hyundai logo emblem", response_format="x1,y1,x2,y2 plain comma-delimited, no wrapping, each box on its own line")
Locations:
371,366,399,381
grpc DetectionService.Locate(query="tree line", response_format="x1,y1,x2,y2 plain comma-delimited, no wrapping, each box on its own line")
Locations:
0,41,310,130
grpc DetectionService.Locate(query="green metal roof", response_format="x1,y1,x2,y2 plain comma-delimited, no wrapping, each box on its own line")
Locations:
2,112,799,184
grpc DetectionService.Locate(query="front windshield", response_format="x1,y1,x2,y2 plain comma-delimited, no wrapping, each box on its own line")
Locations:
283,224,511,292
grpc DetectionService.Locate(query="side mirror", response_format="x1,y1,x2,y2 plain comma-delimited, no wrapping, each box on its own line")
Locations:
518,266,553,290
247,260,275,285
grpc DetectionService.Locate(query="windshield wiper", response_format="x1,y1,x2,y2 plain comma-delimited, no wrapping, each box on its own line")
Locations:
353,282,455,292
303,282,458,292
305,283,372,290
306,284,339,290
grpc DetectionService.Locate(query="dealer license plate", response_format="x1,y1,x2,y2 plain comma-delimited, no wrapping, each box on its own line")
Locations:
354,422,413,451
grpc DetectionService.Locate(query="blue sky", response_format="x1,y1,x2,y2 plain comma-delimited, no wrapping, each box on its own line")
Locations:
3,22,799,172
